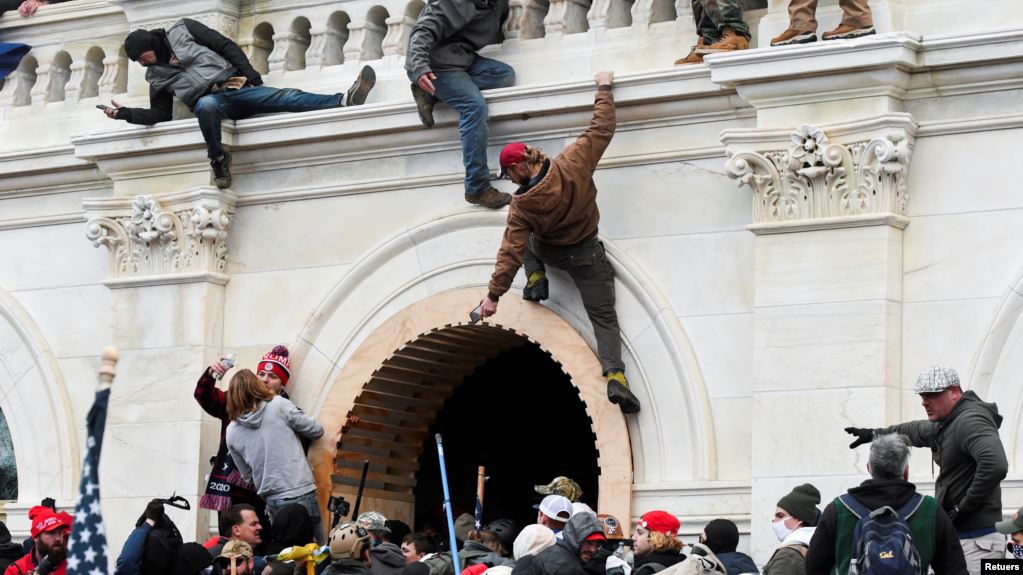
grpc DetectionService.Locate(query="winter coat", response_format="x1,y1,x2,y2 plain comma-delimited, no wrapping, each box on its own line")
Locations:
4,552,66,575
462,540,513,568
632,550,686,575
762,527,813,575
0,523,25,575
119,18,262,125
878,390,1009,531
715,552,757,575
264,503,315,555
370,543,407,575
523,513,606,575
226,395,324,500
405,0,508,81
488,87,615,300
194,368,260,511
805,478,967,575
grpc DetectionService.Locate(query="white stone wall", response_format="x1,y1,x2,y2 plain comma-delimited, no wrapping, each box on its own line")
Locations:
0,0,1020,567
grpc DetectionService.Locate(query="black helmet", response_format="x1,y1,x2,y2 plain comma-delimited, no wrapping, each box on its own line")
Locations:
485,519,518,554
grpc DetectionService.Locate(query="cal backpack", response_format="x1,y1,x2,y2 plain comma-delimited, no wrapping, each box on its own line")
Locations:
838,493,923,575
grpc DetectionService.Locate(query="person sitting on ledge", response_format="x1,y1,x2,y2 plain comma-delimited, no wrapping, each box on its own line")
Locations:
770,0,874,46
102,18,376,189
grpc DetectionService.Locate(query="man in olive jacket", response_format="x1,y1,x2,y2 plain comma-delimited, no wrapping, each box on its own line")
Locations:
845,365,1007,575
476,70,640,415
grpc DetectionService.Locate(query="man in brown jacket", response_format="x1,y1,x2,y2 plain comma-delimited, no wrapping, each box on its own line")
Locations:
476,70,641,415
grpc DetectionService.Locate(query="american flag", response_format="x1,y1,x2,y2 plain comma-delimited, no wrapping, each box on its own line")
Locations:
67,387,111,575
473,494,483,531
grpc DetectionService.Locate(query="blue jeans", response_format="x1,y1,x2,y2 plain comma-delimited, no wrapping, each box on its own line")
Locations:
193,85,342,159
265,489,324,544
431,56,515,197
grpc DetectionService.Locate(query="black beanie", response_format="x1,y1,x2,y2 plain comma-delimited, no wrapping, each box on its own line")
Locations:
124,29,157,61
701,518,739,555
777,483,821,526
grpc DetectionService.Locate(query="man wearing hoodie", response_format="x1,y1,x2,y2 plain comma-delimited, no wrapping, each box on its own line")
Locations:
763,484,818,575
697,519,756,575
477,70,641,415
0,521,24,574
845,365,1009,575
370,543,407,575
519,513,605,575
105,18,376,189
806,433,966,575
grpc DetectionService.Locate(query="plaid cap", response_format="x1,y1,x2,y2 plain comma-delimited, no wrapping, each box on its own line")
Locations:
996,506,1023,534
534,476,583,502
914,366,960,394
357,511,390,532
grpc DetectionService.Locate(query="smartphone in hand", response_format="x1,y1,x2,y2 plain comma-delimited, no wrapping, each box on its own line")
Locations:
469,304,482,325
96,104,112,111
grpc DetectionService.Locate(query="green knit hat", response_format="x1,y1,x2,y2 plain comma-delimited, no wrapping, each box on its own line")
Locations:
777,483,821,526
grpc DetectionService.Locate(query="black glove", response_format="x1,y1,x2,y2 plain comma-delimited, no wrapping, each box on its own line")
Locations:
37,547,65,575
40,497,56,511
845,427,874,449
144,499,164,523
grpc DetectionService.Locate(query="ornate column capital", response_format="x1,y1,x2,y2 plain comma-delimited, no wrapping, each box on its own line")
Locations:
83,187,236,288
723,117,916,235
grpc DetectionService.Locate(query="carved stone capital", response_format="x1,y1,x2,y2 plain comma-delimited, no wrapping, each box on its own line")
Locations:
724,121,914,235
83,187,236,288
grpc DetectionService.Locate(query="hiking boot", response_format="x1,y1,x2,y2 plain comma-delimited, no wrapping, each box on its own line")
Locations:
465,187,512,209
411,83,436,128
211,151,232,189
606,371,641,414
822,24,876,41
770,29,817,46
345,65,376,106
523,271,549,302
674,38,705,65
697,26,749,54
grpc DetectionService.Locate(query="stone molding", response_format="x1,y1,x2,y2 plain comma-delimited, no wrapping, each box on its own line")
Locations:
724,122,914,235
83,187,236,288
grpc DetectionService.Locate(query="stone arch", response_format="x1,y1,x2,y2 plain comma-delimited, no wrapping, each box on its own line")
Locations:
285,210,717,524
251,22,275,74
324,11,351,66
967,266,1023,470
286,16,313,71
47,51,72,102
0,286,79,514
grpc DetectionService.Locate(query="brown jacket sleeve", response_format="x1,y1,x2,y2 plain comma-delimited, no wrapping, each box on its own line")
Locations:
487,210,531,300
558,85,616,174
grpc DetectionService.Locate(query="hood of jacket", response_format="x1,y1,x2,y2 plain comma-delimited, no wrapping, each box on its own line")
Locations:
944,390,1002,428
370,542,406,575
234,398,270,429
846,478,919,511
561,513,605,555
514,524,556,559
513,162,564,218
264,503,314,554
780,526,814,547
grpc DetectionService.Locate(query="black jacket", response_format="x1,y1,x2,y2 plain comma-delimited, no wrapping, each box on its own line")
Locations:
405,0,508,81
323,559,373,575
522,514,605,575
119,18,262,125
632,550,685,575
878,391,1008,531
716,552,758,575
805,478,967,575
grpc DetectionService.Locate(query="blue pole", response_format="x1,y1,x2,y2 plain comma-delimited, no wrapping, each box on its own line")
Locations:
435,433,461,572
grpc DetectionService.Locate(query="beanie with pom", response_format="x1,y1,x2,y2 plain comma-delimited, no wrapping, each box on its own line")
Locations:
258,345,291,386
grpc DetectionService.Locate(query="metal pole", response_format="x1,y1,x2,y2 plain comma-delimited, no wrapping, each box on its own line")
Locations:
436,434,461,570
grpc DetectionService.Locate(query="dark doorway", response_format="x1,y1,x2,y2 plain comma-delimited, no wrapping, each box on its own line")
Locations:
413,341,600,535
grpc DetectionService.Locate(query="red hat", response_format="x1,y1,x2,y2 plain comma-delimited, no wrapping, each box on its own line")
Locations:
259,345,291,386
637,511,680,536
29,506,67,538
498,142,527,178
584,531,607,541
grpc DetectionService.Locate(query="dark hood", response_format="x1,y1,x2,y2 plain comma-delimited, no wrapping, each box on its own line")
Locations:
265,503,314,554
945,390,1003,428
846,478,919,511
561,513,604,555
370,543,406,575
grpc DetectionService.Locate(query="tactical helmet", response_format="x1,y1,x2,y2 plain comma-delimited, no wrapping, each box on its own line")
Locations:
329,522,370,560
485,519,518,554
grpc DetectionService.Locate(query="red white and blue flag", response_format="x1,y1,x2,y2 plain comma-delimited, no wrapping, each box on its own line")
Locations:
67,387,111,575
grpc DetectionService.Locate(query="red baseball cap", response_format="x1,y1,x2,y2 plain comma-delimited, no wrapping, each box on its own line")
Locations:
637,510,680,535
584,531,607,541
498,142,527,178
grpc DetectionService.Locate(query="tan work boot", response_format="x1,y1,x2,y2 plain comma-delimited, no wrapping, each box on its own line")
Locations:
697,27,749,54
465,187,512,209
770,28,817,46
822,23,876,41
674,38,705,65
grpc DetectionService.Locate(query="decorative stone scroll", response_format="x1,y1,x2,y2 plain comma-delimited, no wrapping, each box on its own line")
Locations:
84,188,235,287
726,125,911,227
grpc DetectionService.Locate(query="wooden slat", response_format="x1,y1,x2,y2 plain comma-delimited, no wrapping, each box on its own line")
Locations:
386,353,480,376
412,334,505,356
364,377,454,400
350,419,429,440
333,467,418,488
358,389,445,410
375,364,463,386
339,433,423,455
332,484,414,502
335,451,420,473
351,403,434,428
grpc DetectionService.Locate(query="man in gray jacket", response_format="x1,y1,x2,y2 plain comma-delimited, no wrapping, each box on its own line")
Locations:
405,0,515,209
104,18,376,189
845,365,1008,575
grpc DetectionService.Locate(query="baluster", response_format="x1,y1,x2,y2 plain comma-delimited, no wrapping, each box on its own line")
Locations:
382,15,417,57
306,26,328,68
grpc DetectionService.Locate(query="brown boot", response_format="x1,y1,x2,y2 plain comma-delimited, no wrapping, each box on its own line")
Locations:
697,27,749,54
674,38,705,66
822,23,876,41
465,187,512,209
770,28,817,46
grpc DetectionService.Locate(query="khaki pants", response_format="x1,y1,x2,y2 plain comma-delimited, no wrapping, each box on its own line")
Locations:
960,532,1006,575
786,0,873,32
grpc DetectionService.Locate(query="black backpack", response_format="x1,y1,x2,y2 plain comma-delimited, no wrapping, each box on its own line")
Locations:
137,514,184,575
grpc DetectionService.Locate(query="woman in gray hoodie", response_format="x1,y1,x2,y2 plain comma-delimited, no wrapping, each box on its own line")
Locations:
226,369,325,541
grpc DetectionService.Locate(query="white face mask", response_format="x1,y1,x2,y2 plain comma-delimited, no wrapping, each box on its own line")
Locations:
771,518,792,542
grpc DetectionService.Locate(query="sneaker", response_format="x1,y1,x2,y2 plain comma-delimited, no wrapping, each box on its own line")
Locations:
674,38,705,66
770,29,817,46
211,151,232,189
465,187,512,209
606,371,641,414
411,83,436,128
523,271,549,302
345,65,376,106
822,24,876,41
697,26,749,54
